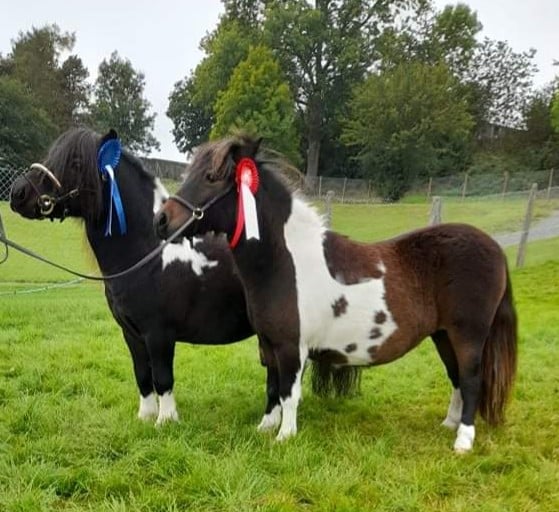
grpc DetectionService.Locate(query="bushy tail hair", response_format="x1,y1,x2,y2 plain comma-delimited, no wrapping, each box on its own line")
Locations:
310,362,362,397
479,265,518,425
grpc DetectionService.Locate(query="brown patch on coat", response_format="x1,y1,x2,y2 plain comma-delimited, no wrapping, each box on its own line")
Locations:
368,345,378,358
369,327,382,339
345,343,357,353
332,295,348,317
375,311,387,324
323,232,385,284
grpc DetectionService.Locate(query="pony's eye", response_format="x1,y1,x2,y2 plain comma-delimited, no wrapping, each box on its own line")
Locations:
206,173,216,183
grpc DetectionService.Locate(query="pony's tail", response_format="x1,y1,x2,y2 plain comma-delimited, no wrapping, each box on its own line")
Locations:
479,265,518,425
310,362,362,397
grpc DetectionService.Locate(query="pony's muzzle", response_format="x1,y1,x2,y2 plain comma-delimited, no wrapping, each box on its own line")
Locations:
154,209,170,239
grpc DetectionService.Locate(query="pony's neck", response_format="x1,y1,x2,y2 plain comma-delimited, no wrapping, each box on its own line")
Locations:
232,169,326,286
85,162,166,275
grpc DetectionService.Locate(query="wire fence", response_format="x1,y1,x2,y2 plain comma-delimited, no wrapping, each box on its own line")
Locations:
302,168,559,203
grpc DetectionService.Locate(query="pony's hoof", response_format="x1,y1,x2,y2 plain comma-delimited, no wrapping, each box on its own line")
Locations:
257,406,281,432
155,410,179,426
453,423,475,453
275,427,297,442
138,393,158,421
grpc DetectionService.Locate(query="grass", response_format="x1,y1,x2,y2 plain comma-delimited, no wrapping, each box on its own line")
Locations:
1,199,559,510
326,196,559,242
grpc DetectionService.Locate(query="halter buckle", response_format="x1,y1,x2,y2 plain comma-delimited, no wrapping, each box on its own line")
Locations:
192,208,204,220
38,194,55,215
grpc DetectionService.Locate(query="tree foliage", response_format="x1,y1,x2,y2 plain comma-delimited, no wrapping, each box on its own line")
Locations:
464,38,538,129
212,45,300,164
0,77,56,167
264,0,413,181
343,61,474,200
551,91,559,135
90,52,159,154
167,18,259,152
0,24,90,132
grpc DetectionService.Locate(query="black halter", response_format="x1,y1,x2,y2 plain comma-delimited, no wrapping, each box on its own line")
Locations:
168,183,235,225
24,163,80,220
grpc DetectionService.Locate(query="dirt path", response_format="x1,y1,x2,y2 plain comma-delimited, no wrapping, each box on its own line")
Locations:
493,210,559,247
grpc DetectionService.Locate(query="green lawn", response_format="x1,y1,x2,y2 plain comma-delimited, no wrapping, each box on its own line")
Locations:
1,200,559,511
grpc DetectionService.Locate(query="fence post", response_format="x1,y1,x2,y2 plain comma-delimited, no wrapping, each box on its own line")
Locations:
324,190,335,228
516,183,538,268
341,177,348,204
318,176,323,199
426,177,433,202
461,173,469,201
429,196,442,225
547,168,554,200
502,171,509,200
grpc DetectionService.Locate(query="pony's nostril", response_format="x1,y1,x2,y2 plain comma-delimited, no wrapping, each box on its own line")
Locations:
10,183,27,204
154,211,168,238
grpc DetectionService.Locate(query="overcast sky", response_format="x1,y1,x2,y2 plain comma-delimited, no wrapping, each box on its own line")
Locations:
1,0,557,161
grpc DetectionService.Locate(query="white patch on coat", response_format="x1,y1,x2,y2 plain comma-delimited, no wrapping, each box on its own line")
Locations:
454,423,475,453
442,388,463,430
161,238,219,274
138,392,158,420
153,178,169,214
257,405,282,432
156,391,179,425
283,196,398,367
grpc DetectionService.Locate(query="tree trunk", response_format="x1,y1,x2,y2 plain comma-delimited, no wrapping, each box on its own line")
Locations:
305,96,321,191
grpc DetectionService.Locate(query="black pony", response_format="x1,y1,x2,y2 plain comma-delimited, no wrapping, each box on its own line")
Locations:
155,134,517,452
9,128,271,424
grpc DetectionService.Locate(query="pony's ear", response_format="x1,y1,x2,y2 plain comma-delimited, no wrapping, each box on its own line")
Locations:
101,129,118,145
231,136,263,163
209,136,263,181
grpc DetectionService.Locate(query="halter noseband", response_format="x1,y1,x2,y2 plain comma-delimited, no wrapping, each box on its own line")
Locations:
168,183,234,231
26,163,80,219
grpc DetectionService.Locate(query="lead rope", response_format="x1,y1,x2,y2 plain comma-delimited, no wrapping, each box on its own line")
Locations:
0,214,196,281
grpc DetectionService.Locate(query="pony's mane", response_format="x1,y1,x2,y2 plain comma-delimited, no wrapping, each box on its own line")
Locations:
43,127,154,221
191,134,304,192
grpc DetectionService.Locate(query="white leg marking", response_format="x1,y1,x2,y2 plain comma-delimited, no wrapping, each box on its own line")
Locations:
442,388,463,430
454,423,475,453
257,405,282,432
276,347,308,442
156,391,179,425
138,392,158,420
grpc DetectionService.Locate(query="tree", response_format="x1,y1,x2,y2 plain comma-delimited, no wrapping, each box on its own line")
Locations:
212,45,300,164
552,90,559,134
90,52,159,154
264,0,417,183
168,17,260,153
343,61,474,200
464,38,538,129
0,77,56,167
379,3,481,75
0,24,90,131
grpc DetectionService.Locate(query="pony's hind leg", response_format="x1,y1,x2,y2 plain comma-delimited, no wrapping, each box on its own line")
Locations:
275,342,308,442
431,330,462,430
447,326,490,453
257,336,282,432
122,330,158,420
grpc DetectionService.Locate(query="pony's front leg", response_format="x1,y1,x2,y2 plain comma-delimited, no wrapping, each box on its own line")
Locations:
276,343,308,442
146,336,179,425
122,330,158,420
256,336,282,431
